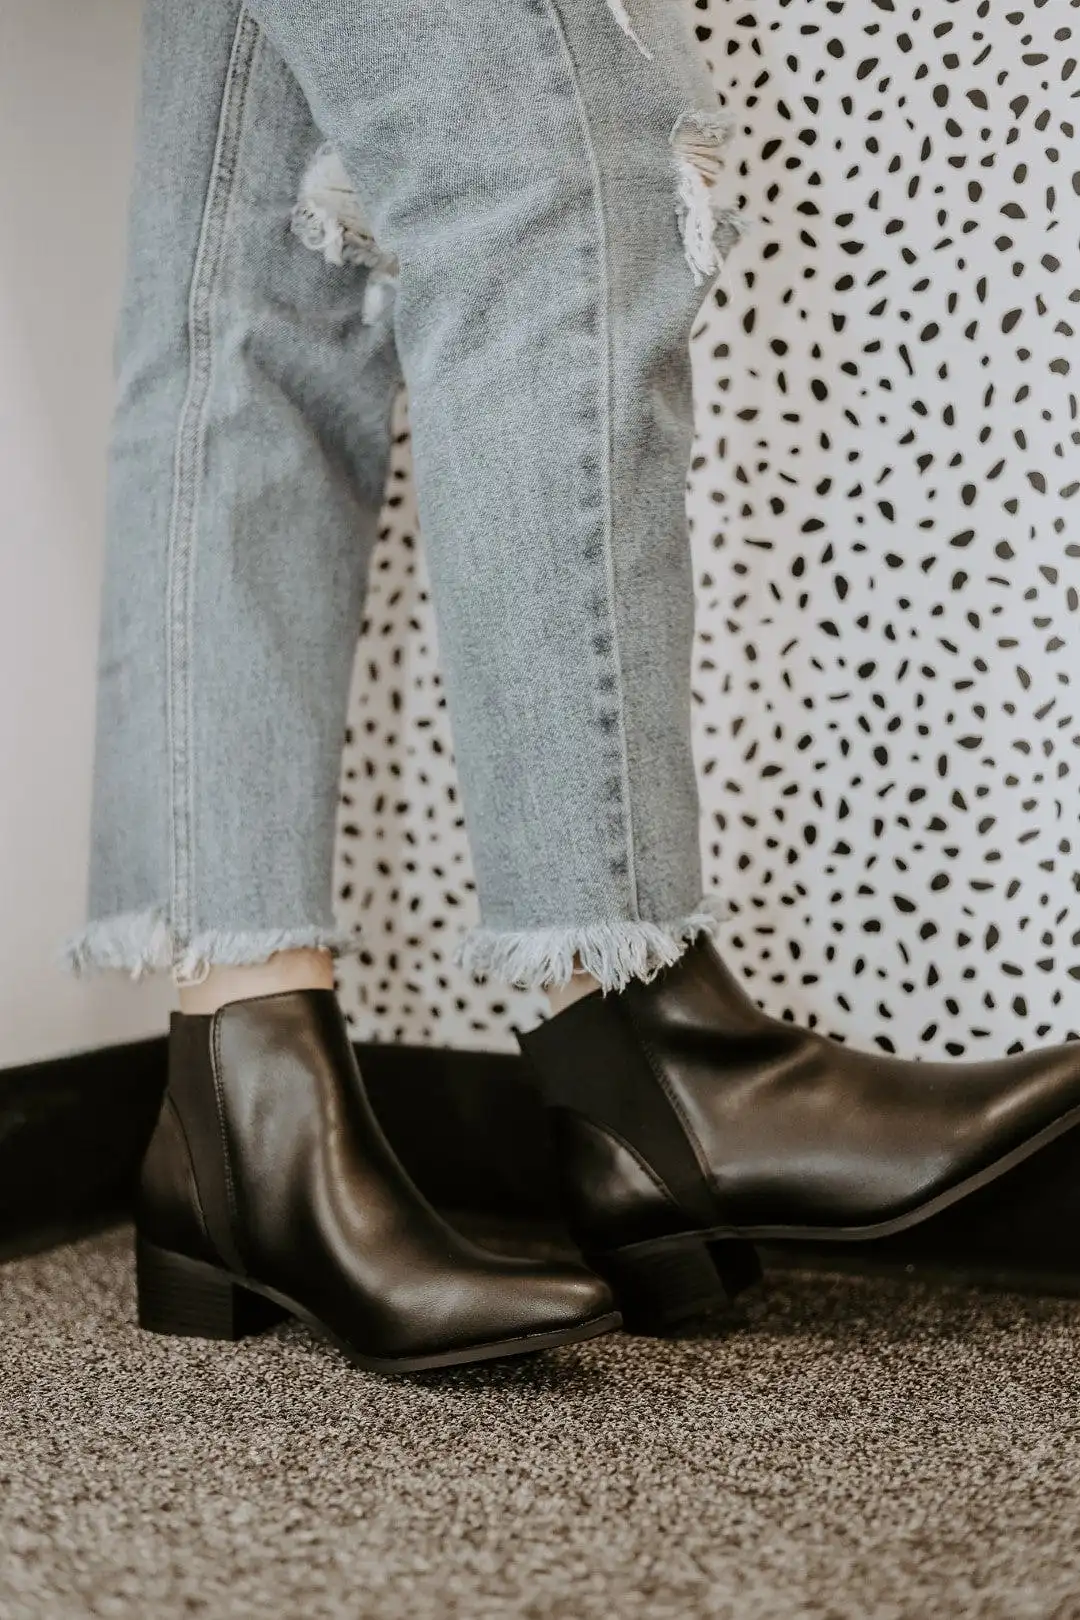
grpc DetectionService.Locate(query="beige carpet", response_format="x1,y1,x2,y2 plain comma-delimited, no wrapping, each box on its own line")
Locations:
2,1228,1079,1619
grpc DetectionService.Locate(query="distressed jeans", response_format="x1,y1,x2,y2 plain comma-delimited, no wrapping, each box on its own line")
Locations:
65,0,744,993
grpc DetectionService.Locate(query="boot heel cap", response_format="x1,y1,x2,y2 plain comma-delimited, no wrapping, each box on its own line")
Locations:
136,1239,287,1341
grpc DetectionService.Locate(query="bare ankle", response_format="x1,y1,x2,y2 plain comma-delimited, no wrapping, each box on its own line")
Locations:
178,948,335,1015
546,972,603,1017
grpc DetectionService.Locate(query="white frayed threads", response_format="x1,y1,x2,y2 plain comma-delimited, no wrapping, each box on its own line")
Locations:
61,908,175,981
61,908,357,982
361,272,397,327
605,0,652,58
456,901,728,994
291,143,399,322
291,144,389,271
670,111,749,284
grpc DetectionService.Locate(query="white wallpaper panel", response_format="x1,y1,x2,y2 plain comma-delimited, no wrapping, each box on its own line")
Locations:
334,0,1080,1057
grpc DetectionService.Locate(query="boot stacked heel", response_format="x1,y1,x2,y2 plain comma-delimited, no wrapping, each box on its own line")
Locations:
136,1238,289,1341
591,1234,761,1334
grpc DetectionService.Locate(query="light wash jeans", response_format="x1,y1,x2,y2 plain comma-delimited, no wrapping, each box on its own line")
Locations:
65,0,744,993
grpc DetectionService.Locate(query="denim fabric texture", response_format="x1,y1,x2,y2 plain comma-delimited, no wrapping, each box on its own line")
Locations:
65,0,744,991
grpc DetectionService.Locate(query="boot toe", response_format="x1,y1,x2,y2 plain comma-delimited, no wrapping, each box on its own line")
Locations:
364,1258,619,1368
447,1256,618,1352
520,1262,617,1335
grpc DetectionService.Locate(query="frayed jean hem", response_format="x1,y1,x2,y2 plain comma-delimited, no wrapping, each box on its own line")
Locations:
455,896,731,993
61,907,357,985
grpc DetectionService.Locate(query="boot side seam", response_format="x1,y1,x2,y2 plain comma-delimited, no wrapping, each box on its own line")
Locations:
558,1105,689,1218
161,1093,215,1254
209,1009,245,1273
619,998,721,1217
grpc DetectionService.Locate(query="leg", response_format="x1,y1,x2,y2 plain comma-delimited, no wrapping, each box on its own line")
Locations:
241,0,742,991
69,0,617,1368
65,0,401,983
177,948,334,1014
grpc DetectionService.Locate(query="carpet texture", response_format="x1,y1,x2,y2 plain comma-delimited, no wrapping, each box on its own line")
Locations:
2,1229,1079,1619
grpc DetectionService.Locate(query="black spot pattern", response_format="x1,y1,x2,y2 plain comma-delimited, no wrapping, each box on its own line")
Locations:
337,0,1080,1057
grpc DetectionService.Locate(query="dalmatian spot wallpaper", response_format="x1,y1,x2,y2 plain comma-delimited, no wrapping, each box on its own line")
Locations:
334,0,1080,1056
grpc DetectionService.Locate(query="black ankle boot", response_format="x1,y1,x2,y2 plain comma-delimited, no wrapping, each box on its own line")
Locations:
519,940,1080,1333
136,989,618,1372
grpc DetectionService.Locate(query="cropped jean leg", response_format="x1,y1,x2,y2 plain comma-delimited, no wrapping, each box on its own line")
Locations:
67,0,743,992
65,1,403,982
241,0,745,991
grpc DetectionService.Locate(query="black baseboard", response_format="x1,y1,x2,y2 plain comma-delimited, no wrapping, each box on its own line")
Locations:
0,1036,557,1260
0,1037,166,1263
4,1036,1080,1296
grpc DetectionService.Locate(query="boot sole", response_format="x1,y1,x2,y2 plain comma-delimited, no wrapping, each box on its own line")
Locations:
135,1238,621,1373
589,1109,1080,1333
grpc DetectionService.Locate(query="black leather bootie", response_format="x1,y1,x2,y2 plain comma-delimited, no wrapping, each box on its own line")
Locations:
136,989,619,1372
520,940,1080,1332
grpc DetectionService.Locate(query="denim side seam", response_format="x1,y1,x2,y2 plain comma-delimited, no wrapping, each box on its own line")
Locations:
541,0,641,921
165,8,261,986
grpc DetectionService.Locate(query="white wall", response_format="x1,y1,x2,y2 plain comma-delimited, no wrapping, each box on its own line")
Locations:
0,1,172,1065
